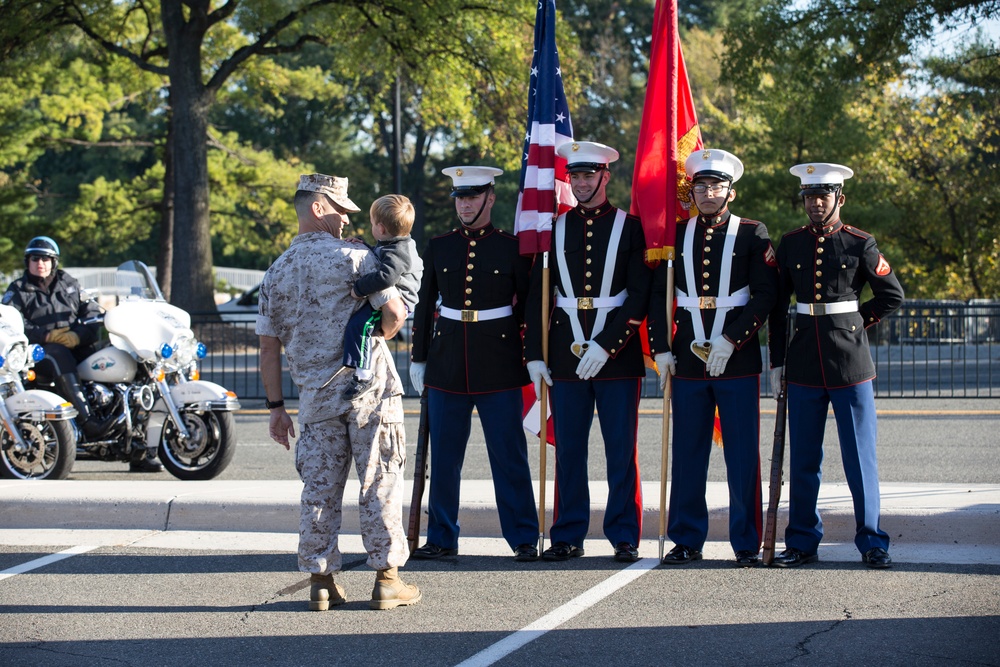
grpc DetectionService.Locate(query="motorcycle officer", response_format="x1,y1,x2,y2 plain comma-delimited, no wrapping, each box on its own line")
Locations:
2,237,163,472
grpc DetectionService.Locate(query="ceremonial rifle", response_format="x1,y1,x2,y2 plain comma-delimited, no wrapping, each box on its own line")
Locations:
762,313,794,565
406,389,430,554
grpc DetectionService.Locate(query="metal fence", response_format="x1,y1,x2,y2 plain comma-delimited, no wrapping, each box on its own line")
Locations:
191,301,1000,401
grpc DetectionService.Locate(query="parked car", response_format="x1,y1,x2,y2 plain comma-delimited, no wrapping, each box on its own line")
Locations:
216,284,259,322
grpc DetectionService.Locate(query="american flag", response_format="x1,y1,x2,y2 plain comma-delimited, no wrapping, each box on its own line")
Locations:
513,0,575,257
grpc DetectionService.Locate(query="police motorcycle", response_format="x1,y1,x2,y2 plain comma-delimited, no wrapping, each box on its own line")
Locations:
0,304,79,479
32,261,240,480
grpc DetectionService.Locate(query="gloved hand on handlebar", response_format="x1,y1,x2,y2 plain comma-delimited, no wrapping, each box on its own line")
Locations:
47,327,81,349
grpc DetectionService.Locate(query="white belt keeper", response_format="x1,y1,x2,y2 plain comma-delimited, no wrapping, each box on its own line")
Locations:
439,305,514,323
796,300,859,316
675,294,750,309
554,293,627,310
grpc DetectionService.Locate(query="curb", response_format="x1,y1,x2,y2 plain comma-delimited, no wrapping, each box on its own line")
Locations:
1,481,997,546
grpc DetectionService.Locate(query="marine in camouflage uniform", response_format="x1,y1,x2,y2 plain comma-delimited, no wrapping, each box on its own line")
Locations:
258,175,418,610
258,230,408,573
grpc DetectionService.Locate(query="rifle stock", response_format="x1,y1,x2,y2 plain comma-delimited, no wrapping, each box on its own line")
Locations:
406,390,430,553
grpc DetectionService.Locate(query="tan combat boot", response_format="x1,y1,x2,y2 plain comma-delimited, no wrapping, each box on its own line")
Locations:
369,567,421,610
309,573,346,611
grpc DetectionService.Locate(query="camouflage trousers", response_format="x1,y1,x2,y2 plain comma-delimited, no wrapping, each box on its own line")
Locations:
295,395,408,574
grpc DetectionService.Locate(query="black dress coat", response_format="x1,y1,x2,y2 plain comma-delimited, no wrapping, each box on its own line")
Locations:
411,223,531,394
648,213,778,379
768,221,904,388
524,202,651,381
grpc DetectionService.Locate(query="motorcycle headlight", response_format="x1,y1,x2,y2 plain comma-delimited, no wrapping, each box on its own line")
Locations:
173,336,197,366
160,335,197,372
1,341,28,373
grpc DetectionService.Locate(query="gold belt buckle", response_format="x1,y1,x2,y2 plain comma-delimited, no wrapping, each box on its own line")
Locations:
577,297,594,310
808,304,822,316
699,296,717,309
461,309,478,322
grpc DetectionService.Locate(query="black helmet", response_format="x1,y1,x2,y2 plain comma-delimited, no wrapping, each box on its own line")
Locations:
24,236,60,269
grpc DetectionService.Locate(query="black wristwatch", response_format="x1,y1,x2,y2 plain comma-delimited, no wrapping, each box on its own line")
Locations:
265,398,285,410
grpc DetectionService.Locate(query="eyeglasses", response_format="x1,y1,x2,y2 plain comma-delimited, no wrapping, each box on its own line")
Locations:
691,183,730,195
28,255,53,263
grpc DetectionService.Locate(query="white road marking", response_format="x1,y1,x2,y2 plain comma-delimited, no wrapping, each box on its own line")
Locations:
453,557,659,667
0,545,98,581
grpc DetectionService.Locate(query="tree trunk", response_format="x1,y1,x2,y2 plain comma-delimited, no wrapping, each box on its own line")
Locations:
157,104,175,301
162,0,216,314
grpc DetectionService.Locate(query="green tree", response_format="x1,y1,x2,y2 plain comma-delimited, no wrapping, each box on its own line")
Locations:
3,0,538,312
724,0,1000,297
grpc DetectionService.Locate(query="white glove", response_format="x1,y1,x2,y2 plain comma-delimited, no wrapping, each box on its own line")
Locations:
409,362,426,395
706,335,736,377
526,360,552,397
654,352,676,389
770,366,784,394
575,342,610,380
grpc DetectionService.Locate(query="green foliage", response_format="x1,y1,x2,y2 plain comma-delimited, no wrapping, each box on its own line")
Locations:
2,0,998,302
723,0,1000,298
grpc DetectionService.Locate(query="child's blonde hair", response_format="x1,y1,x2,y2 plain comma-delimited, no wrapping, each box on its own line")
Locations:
370,194,415,237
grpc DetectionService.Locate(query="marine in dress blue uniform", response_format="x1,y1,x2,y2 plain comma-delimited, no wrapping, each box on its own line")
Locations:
409,166,539,562
524,142,652,563
648,149,778,567
768,163,904,569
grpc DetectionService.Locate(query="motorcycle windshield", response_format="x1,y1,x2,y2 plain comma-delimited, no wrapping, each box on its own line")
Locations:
115,261,166,302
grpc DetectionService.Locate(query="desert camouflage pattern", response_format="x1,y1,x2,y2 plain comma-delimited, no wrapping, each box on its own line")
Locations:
256,232,402,423
256,231,407,572
295,347,408,573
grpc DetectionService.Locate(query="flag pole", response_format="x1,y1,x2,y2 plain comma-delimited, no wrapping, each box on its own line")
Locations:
537,251,550,555
658,257,674,561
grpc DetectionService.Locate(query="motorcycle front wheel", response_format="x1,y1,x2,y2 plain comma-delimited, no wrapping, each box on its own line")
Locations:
158,410,236,480
0,419,76,480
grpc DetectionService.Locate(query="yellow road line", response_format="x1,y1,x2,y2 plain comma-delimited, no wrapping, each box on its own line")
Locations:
240,408,1000,417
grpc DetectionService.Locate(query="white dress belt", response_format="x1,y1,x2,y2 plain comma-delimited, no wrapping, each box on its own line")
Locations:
554,293,627,310
439,305,514,322
796,300,859,316
675,294,750,309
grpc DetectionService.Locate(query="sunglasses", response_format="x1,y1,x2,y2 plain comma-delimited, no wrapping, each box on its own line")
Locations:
28,256,54,263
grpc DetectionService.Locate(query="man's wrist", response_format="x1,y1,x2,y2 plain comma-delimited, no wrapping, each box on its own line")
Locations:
265,398,285,410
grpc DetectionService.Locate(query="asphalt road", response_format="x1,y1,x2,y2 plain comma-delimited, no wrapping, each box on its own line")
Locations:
4,396,998,666
64,397,1000,484
2,533,998,667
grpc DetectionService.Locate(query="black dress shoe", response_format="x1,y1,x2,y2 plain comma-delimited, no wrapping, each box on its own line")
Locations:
614,542,639,563
410,543,458,560
862,547,892,569
129,458,164,473
770,548,818,568
734,550,760,567
660,544,702,565
513,544,539,562
541,542,584,561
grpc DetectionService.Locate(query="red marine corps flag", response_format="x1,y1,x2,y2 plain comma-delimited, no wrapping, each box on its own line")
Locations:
631,0,703,261
629,0,704,559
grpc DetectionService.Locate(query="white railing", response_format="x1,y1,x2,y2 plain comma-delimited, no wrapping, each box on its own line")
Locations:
0,266,265,294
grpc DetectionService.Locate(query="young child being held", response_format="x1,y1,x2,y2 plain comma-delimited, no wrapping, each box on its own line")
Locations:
342,194,423,400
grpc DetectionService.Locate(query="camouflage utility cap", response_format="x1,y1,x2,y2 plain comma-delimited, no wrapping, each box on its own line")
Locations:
297,173,361,213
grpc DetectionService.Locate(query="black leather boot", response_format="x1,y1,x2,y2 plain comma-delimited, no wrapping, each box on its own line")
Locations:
129,445,163,473
54,373,113,438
